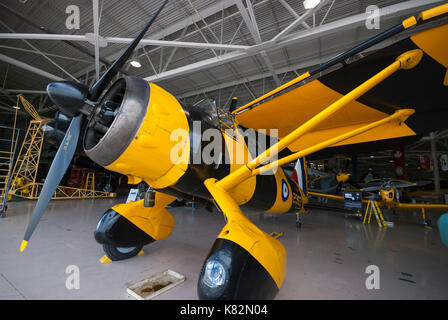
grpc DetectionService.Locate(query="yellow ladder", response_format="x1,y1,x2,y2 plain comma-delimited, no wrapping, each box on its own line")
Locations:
84,172,95,192
363,200,386,228
0,150,12,198
0,106,20,214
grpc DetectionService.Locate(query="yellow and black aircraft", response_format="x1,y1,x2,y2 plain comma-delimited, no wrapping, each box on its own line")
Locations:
310,176,448,228
306,168,350,194
19,1,448,300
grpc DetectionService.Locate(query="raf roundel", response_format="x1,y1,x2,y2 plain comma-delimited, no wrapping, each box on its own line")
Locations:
281,180,289,202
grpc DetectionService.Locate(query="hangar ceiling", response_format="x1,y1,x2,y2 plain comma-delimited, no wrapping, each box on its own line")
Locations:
0,0,446,118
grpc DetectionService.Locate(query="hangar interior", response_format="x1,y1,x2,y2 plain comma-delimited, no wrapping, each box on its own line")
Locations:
0,0,447,300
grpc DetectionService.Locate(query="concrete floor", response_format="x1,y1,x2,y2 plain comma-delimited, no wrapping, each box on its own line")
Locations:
0,197,447,300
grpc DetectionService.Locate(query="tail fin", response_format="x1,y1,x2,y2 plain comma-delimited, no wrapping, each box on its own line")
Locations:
291,157,308,196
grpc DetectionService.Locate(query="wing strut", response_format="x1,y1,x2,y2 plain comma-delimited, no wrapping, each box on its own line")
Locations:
207,49,423,195
253,108,413,176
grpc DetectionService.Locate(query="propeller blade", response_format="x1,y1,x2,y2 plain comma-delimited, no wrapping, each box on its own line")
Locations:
88,0,169,101
391,182,416,189
20,115,83,252
21,1,169,252
361,186,382,192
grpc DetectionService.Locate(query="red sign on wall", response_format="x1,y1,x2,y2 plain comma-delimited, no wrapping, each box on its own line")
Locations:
393,147,406,179
419,155,430,171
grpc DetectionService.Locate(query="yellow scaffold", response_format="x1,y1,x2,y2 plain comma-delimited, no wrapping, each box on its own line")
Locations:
8,95,116,200
363,200,386,228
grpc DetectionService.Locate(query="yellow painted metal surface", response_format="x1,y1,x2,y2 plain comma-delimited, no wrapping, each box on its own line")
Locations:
411,24,448,69
220,54,416,191
204,178,286,289
9,120,44,198
233,72,311,114
236,80,386,138
222,129,256,205
290,120,415,154
17,94,45,121
216,220,286,288
0,104,18,209
106,83,190,189
100,255,112,264
265,168,293,213
391,202,448,210
235,50,426,157
100,250,144,264
112,193,176,240
254,109,414,175
233,3,447,117
11,182,116,200
417,3,448,22
363,200,386,228
19,240,28,252
84,172,95,191
402,16,417,29
336,173,350,183
235,78,417,153
380,188,395,203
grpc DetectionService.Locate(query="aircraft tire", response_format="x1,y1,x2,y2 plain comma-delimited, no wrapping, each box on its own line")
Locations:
102,244,143,261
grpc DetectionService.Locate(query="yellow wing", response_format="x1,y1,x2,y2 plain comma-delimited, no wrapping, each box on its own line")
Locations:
234,4,448,155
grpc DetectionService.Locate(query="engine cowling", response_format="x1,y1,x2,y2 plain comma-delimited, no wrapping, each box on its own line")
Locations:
83,76,190,188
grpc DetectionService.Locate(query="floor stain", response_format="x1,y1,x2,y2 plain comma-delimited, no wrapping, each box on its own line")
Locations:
139,281,172,295
398,278,416,284
400,272,413,277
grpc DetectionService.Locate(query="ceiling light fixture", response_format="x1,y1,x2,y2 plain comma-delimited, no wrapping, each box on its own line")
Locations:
303,0,321,9
130,60,142,68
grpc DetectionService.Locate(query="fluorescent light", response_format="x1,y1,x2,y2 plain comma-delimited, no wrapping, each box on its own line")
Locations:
130,60,142,68
12,105,20,109
303,0,320,9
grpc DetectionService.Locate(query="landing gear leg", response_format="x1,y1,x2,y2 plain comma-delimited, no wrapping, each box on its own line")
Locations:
296,212,303,229
295,206,308,228
422,208,433,230
0,204,7,217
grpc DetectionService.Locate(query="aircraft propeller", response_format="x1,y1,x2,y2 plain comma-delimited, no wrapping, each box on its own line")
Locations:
361,179,416,192
20,0,169,252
